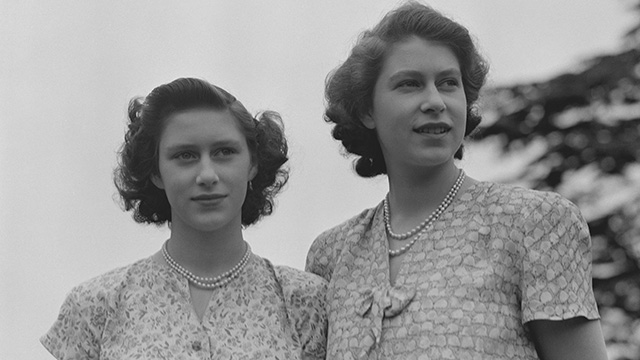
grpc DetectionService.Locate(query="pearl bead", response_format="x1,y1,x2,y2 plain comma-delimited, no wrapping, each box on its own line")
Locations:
386,170,465,257
162,241,250,289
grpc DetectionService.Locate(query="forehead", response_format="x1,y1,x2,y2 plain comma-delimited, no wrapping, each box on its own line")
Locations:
381,36,460,73
159,108,246,144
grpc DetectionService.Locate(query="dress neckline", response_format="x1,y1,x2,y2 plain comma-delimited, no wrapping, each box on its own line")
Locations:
378,179,483,287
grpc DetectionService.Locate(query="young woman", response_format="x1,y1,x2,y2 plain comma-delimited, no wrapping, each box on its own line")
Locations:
42,77,327,359
306,2,608,359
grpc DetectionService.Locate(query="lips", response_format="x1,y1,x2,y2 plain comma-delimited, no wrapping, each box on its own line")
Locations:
413,123,452,135
192,194,226,201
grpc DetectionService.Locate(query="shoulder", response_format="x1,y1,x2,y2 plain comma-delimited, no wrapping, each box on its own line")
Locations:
314,205,379,244
57,257,155,319
477,181,581,218
71,257,153,300
477,182,591,259
306,204,380,279
41,257,154,358
467,182,590,255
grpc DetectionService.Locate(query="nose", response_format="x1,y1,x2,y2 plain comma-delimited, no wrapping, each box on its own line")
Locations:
196,160,219,186
419,85,446,113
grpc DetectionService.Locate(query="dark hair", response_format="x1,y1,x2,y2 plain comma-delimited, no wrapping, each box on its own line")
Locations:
114,77,289,226
325,1,489,177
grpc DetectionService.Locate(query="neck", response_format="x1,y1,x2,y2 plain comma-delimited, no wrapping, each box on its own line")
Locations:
166,221,247,277
386,163,461,231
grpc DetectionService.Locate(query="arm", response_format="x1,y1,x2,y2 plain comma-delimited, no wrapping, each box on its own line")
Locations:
528,317,608,360
272,265,328,360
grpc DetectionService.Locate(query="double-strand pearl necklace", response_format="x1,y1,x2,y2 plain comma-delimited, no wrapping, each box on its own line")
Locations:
162,240,250,289
385,170,465,257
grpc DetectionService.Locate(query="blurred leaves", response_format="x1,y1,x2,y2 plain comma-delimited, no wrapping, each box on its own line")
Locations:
472,4,640,358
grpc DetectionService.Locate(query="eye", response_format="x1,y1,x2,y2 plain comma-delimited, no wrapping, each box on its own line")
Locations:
396,79,421,89
174,151,197,161
214,147,237,157
438,78,461,90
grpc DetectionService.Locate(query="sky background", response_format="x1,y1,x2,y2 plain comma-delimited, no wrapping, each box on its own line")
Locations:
1,0,635,358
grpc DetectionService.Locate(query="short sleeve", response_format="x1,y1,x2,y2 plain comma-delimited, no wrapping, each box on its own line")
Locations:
520,193,600,323
275,266,328,360
40,285,107,360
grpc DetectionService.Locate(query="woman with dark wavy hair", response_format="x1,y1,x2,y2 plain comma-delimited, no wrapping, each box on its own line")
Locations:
42,77,326,359
306,2,607,359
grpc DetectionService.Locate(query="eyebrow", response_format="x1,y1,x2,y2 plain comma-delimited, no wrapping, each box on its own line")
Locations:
387,68,462,83
438,68,463,77
162,139,244,153
387,70,421,83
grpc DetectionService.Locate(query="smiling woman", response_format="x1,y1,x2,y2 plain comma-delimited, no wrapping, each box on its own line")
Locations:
306,2,608,359
361,37,469,174
40,78,327,360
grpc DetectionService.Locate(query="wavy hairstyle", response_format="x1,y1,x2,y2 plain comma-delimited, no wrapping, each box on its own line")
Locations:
114,77,289,226
325,1,489,177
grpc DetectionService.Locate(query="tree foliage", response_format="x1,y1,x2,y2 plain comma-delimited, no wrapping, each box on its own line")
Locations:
471,5,640,358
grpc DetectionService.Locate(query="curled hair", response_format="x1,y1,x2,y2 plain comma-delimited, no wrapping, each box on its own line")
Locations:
241,111,289,225
325,1,490,177
114,77,289,226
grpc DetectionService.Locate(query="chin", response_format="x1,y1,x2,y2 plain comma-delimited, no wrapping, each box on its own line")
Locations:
188,218,232,233
419,150,458,164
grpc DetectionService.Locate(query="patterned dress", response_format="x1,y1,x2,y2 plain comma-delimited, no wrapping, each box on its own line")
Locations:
306,181,600,359
41,248,327,360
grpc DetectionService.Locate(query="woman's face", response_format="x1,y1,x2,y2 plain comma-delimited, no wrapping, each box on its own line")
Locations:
363,36,467,175
152,108,257,234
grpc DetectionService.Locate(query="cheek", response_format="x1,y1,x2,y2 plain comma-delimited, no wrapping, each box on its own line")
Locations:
454,95,468,115
451,100,468,125
374,127,400,153
158,172,190,194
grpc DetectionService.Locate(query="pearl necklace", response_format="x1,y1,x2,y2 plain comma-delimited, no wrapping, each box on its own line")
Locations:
385,170,465,257
162,240,250,289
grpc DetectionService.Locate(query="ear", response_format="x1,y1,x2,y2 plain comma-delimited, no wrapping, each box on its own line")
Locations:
248,163,258,181
151,174,165,189
361,113,376,130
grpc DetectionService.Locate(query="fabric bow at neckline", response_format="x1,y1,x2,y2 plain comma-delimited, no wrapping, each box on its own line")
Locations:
354,285,416,358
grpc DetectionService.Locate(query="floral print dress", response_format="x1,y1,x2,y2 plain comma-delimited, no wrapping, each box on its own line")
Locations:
306,181,600,359
41,248,327,360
